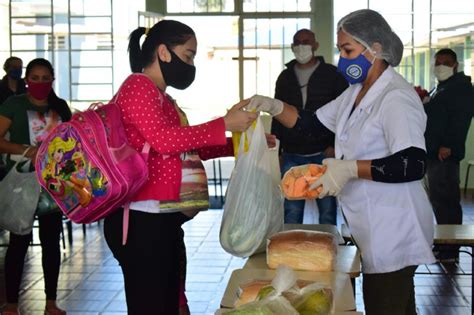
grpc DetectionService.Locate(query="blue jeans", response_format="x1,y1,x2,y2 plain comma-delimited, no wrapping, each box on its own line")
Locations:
281,153,337,225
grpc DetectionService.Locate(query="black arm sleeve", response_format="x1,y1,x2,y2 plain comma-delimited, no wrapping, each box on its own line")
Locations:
371,147,426,183
292,109,333,141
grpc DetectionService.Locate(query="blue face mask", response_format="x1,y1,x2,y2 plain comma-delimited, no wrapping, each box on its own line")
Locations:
337,51,373,84
8,68,22,80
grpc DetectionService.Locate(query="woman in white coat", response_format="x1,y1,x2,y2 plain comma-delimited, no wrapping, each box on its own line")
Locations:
249,9,435,315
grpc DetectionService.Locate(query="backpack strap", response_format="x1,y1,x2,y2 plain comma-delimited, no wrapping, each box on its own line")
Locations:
122,141,152,245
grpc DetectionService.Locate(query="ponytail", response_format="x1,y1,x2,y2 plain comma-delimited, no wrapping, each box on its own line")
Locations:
127,21,195,74
48,90,72,122
128,27,147,73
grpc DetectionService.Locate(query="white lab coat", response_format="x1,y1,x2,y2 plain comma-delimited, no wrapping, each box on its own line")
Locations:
317,66,436,274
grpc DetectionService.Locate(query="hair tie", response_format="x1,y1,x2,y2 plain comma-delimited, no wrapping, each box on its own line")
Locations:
145,27,150,36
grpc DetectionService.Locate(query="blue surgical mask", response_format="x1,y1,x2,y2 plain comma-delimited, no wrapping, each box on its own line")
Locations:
8,68,22,80
337,51,373,84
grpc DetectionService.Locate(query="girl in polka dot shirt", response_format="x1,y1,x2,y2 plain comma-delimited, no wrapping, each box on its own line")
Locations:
103,20,257,315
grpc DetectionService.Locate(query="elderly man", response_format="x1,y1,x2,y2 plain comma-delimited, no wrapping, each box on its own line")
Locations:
272,28,348,224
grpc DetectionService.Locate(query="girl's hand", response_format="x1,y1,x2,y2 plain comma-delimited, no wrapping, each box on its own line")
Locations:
25,146,38,163
265,133,277,148
224,99,258,132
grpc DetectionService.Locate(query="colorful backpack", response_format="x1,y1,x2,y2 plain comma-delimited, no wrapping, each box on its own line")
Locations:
35,98,149,244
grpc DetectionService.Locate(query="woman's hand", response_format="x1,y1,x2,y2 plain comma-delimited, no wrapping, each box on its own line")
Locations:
24,146,38,163
224,99,258,132
438,146,451,161
309,158,358,197
265,133,277,148
247,95,284,116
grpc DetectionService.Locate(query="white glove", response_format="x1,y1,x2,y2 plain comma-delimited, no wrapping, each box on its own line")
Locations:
309,159,358,197
247,95,284,116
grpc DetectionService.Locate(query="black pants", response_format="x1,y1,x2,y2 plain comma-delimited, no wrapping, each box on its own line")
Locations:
426,159,462,256
104,209,188,315
363,266,418,315
5,212,63,303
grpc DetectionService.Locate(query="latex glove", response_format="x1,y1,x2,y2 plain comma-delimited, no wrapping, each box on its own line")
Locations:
309,158,358,197
247,95,284,116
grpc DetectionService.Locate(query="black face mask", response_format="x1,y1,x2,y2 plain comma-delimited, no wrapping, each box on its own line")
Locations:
158,48,196,90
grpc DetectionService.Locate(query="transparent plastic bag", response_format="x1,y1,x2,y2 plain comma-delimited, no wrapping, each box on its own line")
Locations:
0,157,41,235
280,164,326,200
289,282,334,315
220,116,284,257
224,295,299,315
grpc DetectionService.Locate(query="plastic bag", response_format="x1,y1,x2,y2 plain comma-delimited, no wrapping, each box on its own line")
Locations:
224,295,299,315
226,266,333,315
259,266,335,315
0,157,41,235
281,164,325,200
289,282,334,314
220,116,284,257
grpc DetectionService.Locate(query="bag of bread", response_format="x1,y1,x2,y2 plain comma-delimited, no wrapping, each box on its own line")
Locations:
266,230,337,272
220,116,284,257
281,164,325,200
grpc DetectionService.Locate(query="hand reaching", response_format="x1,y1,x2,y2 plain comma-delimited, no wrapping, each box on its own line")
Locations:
223,99,258,132
247,95,284,116
265,133,277,148
24,146,39,164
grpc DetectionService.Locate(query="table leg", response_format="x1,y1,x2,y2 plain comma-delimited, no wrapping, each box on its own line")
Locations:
351,277,355,297
471,246,473,315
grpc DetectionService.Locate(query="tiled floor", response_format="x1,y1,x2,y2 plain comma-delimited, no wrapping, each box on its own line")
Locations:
0,192,473,314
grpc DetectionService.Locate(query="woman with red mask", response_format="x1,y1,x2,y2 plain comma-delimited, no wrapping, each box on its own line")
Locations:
0,58,70,315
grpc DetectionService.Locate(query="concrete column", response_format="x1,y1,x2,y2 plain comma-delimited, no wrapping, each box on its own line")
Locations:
311,0,334,64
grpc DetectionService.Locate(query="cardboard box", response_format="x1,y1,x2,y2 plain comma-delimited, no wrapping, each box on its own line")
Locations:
220,268,356,312
215,310,363,315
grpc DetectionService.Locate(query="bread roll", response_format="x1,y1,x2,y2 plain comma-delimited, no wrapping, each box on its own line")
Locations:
266,230,337,271
235,279,315,307
235,280,271,307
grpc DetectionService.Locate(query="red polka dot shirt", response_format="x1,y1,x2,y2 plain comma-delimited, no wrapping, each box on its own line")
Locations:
116,74,233,202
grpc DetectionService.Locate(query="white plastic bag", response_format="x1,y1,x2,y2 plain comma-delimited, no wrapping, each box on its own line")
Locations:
0,152,41,235
220,116,284,257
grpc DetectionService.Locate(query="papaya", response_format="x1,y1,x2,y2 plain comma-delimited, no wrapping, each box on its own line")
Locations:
281,164,325,200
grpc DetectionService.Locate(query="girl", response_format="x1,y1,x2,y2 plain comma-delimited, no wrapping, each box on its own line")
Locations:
0,58,70,315
103,20,258,314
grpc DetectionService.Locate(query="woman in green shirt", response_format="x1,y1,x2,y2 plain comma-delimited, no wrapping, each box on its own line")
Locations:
0,58,71,315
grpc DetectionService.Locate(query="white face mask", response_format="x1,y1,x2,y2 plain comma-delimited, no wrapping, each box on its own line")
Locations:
434,65,454,82
292,45,313,64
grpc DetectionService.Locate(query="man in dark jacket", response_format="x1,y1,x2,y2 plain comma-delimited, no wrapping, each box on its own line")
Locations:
424,48,474,261
272,29,348,224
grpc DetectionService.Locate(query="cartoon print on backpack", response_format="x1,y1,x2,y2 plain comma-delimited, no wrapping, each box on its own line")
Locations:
38,126,109,212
